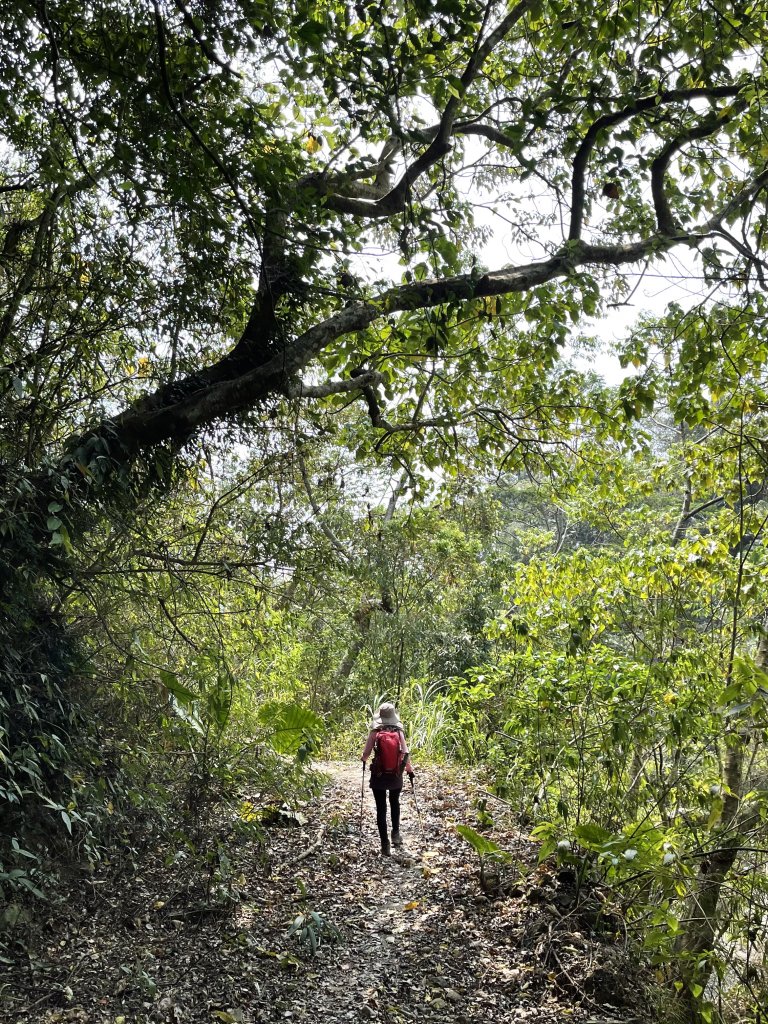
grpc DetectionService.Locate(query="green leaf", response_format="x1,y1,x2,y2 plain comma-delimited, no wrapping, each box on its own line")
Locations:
574,823,614,849
159,670,199,707
718,683,741,705
257,701,324,755
17,876,45,898
456,824,510,861
171,700,205,735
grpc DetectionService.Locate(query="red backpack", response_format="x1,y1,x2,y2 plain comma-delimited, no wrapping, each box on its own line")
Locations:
373,729,402,775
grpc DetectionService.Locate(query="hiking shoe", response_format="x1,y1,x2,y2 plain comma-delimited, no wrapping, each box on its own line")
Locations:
381,840,391,856
391,831,403,848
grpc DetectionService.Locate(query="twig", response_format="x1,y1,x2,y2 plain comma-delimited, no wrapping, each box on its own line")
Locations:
282,826,327,867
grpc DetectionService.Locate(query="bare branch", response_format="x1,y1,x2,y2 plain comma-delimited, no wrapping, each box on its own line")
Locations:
319,136,403,199
671,472,693,544
158,595,201,651
285,370,385,400
454,121,525,150
711,226,768,289
384,472,409,523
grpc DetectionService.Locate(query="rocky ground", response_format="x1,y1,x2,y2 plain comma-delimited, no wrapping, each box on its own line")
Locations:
2,764,657,1023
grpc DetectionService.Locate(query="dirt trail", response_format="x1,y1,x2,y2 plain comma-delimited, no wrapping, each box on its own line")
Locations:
3,763,653,1024
247,763,650,1023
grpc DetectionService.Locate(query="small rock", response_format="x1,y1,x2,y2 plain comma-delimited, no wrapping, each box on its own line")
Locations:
444,989,461,1002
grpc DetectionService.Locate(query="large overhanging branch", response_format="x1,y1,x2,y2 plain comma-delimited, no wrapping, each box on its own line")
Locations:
650,100,747,235
98,166,768,461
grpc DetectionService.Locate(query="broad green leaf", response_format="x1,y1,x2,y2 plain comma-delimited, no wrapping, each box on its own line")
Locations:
257,702,324,755
574,823,614,849
159,670,199,707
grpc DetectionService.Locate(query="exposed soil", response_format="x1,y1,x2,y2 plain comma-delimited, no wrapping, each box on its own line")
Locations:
2,764,657,1023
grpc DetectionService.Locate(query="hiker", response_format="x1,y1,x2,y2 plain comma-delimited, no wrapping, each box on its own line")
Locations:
361,702,414,856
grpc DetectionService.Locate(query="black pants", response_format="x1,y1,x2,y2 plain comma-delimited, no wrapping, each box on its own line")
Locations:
373,788,400,845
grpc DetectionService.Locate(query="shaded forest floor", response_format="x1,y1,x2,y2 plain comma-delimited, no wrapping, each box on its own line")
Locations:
4,764,660,1023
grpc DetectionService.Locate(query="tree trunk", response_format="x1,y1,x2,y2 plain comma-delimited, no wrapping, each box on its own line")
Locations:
332,594,394,688
673,625,768,1004
676,741,746,959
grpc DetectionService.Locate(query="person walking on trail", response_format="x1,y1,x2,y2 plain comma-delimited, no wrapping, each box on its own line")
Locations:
361,702,414,856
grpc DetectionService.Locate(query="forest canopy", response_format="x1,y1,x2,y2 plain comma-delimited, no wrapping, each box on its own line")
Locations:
2,0,767,503
3,1,768,1019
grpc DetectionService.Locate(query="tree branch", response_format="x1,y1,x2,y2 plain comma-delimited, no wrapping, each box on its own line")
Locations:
384,472,409,523
321,0,536,219
151,0,258,235
296,450,352,562
0,183,76,346
651,100,747,235
568,85,742,241
285,370,385,400
59,159,768,485
169,0,241,77
316,136,403,200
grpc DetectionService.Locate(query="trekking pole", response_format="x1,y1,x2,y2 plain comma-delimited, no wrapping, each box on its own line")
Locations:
358,762,366,846
409,773,423,830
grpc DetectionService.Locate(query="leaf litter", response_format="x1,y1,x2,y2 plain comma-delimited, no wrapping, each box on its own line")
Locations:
3,763,655,1023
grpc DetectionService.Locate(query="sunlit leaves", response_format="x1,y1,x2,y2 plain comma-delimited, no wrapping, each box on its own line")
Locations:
257,701,325,756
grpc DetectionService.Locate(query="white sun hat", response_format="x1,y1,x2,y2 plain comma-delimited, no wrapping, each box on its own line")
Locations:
370,702,403,730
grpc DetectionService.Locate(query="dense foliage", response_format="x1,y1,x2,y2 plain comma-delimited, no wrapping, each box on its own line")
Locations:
3,0,768,1019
